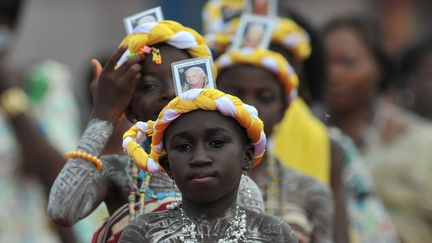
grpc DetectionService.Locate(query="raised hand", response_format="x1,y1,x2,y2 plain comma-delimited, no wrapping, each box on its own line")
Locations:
91,46,144,123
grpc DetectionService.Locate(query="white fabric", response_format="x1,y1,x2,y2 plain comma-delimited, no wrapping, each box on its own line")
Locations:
243,104,258,119
147,158,161,173
135,121,149,132
180,88,203,101
162,109,180,123
166,31,198,49
252,131,267,158
122,137,134,150
261,57,279,74
133,22,158,34
216,55,232,67
215,96,237,118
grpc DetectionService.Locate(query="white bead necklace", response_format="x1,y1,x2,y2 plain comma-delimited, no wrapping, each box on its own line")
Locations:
178,205,248,243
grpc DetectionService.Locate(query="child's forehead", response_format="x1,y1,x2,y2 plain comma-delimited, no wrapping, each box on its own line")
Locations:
140,44,191,69
164,110,243,137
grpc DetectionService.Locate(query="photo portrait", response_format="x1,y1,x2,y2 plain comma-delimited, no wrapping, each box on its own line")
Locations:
171,57,216,96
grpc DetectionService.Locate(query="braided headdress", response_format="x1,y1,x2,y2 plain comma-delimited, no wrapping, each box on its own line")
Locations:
216,48,299,100
123,89,266,173
206,17,311,61
117,20,213,67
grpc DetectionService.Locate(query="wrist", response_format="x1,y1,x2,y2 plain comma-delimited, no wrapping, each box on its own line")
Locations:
0,87,30,117
91,106,121,123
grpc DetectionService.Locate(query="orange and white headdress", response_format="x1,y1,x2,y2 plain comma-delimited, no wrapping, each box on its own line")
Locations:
122,88,266,173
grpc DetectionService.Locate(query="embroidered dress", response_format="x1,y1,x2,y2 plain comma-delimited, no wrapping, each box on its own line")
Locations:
262,155,333,243
329,127,399,243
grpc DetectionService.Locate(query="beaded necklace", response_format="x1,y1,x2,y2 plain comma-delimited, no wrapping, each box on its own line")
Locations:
177,205,248,243
259,155,280,214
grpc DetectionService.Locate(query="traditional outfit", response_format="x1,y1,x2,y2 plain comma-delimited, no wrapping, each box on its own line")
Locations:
121,89,297,243
360,100,432,243
216,49,334,243
48,21,264,243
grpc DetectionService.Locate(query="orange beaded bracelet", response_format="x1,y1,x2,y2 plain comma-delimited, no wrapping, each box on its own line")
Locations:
65,150,103,170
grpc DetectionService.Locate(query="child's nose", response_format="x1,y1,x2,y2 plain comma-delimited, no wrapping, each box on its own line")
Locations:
161,81,176,101
189,144,212,167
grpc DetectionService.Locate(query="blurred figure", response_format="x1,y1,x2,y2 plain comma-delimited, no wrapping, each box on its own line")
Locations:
323,16,432,243
395,37,432,120
0,0,80,242
241,23,265,48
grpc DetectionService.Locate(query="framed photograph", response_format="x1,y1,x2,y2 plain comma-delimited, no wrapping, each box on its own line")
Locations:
230,14,276,50
245,0,277,16
171,57,216,96
123,6,164,34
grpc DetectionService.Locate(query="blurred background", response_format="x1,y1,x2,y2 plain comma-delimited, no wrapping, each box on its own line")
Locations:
2,0,432,242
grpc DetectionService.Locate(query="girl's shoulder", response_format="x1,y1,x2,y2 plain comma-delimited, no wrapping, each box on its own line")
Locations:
244,208,298,243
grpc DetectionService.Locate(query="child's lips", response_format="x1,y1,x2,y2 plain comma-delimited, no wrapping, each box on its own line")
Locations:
189,173,216,184
191,176,214,184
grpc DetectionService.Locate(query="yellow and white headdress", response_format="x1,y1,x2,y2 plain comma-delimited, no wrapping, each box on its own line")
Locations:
122,88,266,173
117,20,212,66
206,17,311,61
216,48,299,100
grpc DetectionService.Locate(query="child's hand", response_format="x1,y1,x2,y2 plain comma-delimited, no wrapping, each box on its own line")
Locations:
91,46,144,122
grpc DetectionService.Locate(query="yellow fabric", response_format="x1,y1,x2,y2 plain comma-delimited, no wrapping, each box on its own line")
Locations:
271,18,311,61
202,0,246,34
120,20,211,59
118,20,217,81
216,48,299,97
206,17,311,61
123,89,266,172
272,98,330,184
216,49,330,185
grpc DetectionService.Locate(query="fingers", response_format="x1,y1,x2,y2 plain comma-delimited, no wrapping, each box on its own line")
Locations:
117,53,144,75
104,45,128,71
121,63,142,83
90,59,103,86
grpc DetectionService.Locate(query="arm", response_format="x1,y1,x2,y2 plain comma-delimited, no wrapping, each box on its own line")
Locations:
48,118,114,226
330,140,350,243
309,182,334,243
119,224,147,243
48,46,144,226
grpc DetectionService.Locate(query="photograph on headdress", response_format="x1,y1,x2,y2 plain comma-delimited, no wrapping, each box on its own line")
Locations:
245,0,277,16
123,6,164,34
171,57,216,96
231,15,275,50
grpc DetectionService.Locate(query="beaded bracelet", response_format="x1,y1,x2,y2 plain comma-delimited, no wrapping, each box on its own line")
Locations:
65,150,103,170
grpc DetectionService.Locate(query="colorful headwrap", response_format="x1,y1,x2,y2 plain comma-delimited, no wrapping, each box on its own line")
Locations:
122,88,266,173
202,0,246,34
117,20,212,67
215,48,330,184
205,17,311,61
216,48,299,100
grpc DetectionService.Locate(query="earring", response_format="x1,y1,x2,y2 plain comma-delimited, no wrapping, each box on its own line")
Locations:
166,180,181,210
242,159,252,175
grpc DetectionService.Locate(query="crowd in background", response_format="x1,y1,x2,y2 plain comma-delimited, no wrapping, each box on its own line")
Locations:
1,0,432,242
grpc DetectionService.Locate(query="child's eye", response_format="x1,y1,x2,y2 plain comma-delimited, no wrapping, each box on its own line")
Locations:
174,144,192,152
140,83,158,91
209,139,226,148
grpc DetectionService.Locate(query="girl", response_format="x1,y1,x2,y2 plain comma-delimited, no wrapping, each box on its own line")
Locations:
120,88,297,243
48,21,264,242
215,48,333,243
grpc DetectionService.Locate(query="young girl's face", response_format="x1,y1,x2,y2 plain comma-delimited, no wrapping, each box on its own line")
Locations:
163,110,251,204
127,44,191,121
217,65,286,136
